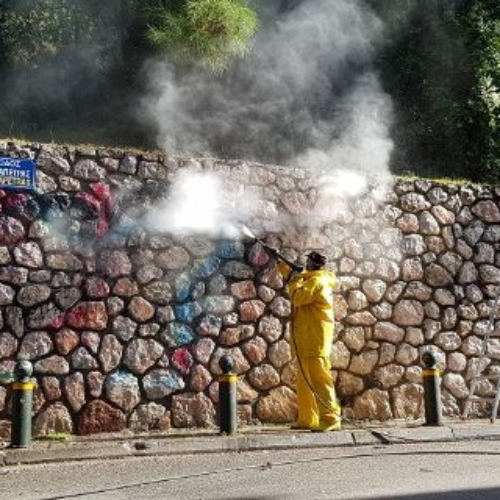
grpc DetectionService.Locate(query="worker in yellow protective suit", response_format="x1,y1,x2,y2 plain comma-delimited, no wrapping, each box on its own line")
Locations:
278,251,341,432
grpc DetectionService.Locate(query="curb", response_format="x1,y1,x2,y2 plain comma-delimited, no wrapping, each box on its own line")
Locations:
2,422,500,467
0,431,361,466
2,441,133,466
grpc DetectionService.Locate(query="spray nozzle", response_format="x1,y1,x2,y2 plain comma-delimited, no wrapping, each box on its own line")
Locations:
239,224,302,272
240,225,257,241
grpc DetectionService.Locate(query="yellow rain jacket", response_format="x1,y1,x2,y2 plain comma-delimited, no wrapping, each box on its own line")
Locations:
287,268,337,357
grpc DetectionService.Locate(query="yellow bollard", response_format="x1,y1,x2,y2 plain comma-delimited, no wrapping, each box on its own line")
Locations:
422,352,442,426
11,360,35,448
218,355,237,435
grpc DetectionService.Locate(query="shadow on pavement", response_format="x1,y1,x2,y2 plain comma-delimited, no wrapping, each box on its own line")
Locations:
370,487,500,500
212,497,287,500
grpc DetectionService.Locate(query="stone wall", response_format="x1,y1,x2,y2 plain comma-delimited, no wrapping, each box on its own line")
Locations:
0,141,498,436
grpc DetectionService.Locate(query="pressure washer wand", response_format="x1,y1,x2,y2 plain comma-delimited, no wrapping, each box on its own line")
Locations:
240,225,303,273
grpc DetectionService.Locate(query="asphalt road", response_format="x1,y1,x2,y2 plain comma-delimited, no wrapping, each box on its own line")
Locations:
1,440,500,500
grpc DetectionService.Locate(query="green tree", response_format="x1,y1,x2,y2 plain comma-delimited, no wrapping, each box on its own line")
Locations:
0,0,259,141
375,1,468,178
458,0,500,182
375,0,500,182
0,0,154,143
144,0,259,72
0,0,123,68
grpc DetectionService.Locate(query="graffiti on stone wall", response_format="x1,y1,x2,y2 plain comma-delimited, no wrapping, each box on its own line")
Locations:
0,175,283,435
0,182,115,243
0,178,189,248
10,146,500,435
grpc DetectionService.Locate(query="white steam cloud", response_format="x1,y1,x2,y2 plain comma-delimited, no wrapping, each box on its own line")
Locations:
144,171,223,235
142,0,391,170
142,170,258,237
141,0,395,236
296,73,393,181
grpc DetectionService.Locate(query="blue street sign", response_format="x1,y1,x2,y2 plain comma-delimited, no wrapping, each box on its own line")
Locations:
0,157,37,191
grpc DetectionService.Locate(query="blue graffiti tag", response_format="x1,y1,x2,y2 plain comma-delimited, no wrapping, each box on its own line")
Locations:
174,302,202,323
162,323,195,347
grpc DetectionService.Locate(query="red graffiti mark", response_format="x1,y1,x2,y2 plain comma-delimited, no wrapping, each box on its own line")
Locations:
0,182,116,240
1,192,29,210
96,219,110,237
90,183,114,214
0,192,36,222
76,183,115,237
66,302,107,330
249,244,271,267
171,348,193,375
76,191,101,214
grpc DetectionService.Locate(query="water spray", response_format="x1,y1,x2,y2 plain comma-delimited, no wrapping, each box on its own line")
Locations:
240,225,303,273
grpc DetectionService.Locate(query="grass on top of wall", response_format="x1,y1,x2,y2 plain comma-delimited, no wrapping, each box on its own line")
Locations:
394,174,473,186
0,135,481,186
0,135,161,159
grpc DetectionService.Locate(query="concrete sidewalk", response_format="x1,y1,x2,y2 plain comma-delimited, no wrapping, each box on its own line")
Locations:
2,419,500,467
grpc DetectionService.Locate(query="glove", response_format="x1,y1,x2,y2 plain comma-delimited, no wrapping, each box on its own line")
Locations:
288,267,303,283
277,261,292,279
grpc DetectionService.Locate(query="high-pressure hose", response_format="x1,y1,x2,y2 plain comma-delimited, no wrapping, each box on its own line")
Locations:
239,225,303,273
290,296,337,412
241,225,334,412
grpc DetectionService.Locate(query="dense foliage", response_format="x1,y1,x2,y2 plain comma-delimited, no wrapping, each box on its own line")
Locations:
0,0,257,145
374,0,500,181
146,0,258,71
0,0,499,181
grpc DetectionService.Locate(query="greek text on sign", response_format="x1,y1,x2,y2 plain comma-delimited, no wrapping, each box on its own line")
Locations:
0,157,37,190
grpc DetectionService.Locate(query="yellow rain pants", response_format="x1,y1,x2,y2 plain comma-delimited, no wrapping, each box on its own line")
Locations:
295,355,341,428
278,262,342,428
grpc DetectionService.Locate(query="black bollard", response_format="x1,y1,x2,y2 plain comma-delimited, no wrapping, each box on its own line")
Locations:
11,360,35,448
422,351,442,426
219,355,237,435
